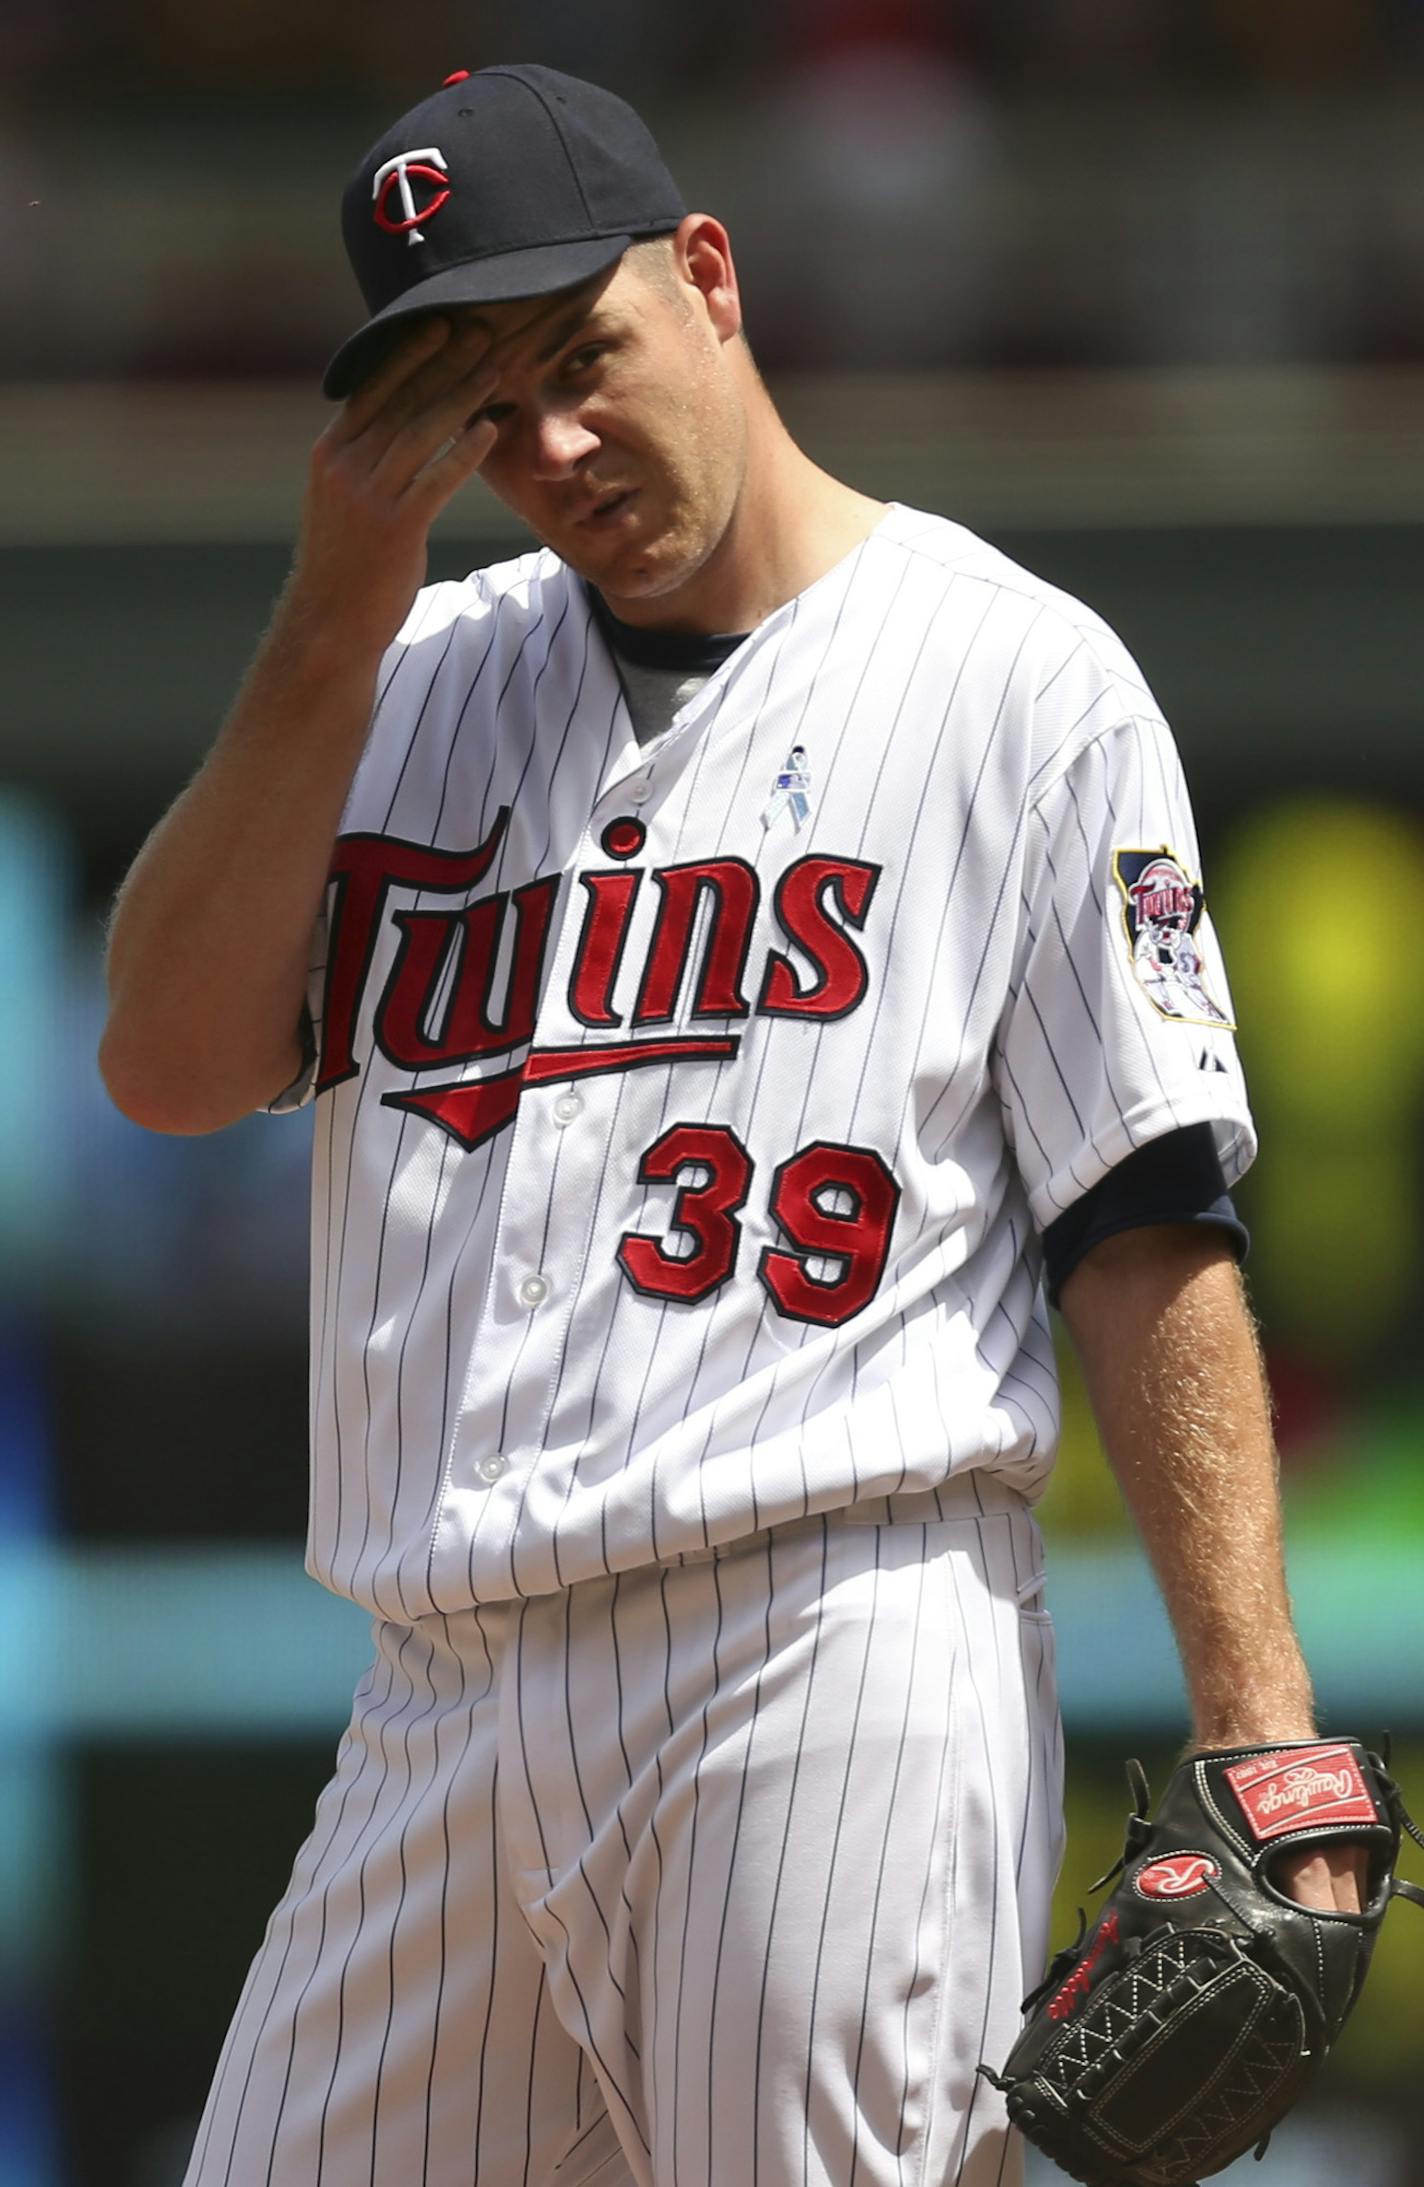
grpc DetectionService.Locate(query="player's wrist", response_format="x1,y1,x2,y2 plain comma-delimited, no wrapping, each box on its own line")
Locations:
264,583,393,691
1185,1703,1319,1754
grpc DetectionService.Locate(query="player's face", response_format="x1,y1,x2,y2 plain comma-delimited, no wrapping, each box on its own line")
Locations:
455,228,749,617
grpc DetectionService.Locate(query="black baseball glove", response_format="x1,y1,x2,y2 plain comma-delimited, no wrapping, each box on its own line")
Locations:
981,1738,1423,2186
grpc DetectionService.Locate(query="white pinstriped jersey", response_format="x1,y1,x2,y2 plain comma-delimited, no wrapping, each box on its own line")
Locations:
281,501,1255,1616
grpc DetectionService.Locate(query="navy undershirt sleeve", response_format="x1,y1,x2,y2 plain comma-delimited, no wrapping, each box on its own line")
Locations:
1041,1122,1248,1307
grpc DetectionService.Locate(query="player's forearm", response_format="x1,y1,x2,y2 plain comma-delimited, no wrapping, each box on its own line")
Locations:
1058,1226,1315,1750
101,599,383,1132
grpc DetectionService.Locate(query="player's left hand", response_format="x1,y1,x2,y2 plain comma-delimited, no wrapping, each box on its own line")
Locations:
1276,1839,1371,1914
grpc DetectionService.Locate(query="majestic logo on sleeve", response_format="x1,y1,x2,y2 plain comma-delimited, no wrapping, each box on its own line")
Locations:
371,148,451,244
1112,847,1234,1029
317,806,880,1154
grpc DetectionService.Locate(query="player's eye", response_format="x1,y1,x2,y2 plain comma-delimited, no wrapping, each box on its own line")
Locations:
562,343,609,378
471,401,517,428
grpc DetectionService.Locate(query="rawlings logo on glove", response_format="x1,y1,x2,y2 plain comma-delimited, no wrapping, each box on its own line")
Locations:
1224,1745,1378,1839
981,1738,1424,2187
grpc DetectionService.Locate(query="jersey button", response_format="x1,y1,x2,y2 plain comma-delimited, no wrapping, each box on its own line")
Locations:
552,1091,583,1125
476,1453,507,1484
628,775,653,805
518,1272,550,1308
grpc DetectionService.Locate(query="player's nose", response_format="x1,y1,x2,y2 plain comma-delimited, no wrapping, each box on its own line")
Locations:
528,409,601,480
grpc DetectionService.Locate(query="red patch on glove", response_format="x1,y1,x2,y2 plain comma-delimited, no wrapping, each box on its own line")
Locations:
1225,1745,1377,1843
1134,1853,1221,1900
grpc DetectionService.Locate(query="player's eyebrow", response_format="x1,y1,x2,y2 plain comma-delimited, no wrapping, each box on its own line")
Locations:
532,302,608,364
453,279,611,365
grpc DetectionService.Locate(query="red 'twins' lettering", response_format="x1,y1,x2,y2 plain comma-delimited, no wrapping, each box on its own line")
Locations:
317,811,512,1094
758,857,879,1019
314,822,883,1134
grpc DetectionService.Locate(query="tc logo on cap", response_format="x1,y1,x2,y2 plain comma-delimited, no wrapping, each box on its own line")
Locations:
371,148,451,246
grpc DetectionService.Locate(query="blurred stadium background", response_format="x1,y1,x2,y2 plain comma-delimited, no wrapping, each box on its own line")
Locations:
3,2,1424,2182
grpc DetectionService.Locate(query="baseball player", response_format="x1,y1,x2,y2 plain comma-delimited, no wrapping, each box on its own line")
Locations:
99,64,1365,2187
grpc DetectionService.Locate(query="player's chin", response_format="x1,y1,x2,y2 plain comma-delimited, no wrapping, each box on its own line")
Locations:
562,509,681,593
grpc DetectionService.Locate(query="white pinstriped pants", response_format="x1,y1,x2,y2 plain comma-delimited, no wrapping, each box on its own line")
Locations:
184,1486,1064,2187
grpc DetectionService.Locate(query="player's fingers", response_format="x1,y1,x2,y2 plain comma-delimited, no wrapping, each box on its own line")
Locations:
1276,1845,1367,1914
403,411,501,516
325,318,458,445
366,350,506,496
332,285,581,481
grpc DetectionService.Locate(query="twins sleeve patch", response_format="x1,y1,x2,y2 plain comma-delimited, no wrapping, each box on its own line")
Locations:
1224,1745,1379,1842
1112,847,1235,1029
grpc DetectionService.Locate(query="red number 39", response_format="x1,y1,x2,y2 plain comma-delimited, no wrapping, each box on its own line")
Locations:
617,1124,899,1328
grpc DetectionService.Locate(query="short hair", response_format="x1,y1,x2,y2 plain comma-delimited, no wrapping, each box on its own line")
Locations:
625,229,754,354
625,233,683,301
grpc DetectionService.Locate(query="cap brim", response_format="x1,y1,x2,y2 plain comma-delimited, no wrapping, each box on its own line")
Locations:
322,234,633,400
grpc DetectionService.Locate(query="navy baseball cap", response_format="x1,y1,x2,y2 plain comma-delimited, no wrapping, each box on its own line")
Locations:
324,64,687,399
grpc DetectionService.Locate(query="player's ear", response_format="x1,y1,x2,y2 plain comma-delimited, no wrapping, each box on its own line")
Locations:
674,215,742,344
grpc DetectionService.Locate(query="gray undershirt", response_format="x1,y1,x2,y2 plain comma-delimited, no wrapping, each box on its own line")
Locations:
587,582,748,749
611,654,717,747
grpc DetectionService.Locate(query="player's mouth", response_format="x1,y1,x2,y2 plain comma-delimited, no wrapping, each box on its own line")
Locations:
578,488,638,530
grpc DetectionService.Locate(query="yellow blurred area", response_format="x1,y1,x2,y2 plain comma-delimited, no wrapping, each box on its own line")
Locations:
1213,800,1424,1350
1215,802,1424,1126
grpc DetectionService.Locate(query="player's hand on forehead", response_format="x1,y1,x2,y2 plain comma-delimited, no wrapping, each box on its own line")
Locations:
333,282,594,446
312,287,575,524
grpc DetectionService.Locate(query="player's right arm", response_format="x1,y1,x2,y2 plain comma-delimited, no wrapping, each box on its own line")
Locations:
99,317,504,1133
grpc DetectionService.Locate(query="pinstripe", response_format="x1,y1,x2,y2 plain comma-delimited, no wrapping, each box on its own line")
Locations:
669,1554,725,2187
472,1736,505,2178
190,1702,370,2187
907,605,1049,1146
1011,961,1090,1140
317,587,533,1594
499,660,748,1591
311,1627,421,2182
239,1650,400,2186
751,1520,830,2187
1031,802,1142,1136
366,1628,446,2175
946,1522,1008,2187
560,1590,642,2056
521,1980,548,2187
377,600,476,833
897,1630,955,2187
418,1614,479,2181
836,577,994,1127
421,674,626,1612
702,1534,776,2180
358,592,560,1606
377,608,593,1615
306,583,448,1563
801,1534,882,2184
531,1890,650,2158
644,1566,676,2140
